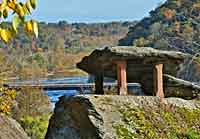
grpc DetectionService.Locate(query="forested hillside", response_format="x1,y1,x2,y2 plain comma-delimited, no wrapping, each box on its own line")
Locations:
118,0,200,83
0,21,136,80
119,0,200,54
1,21,136,52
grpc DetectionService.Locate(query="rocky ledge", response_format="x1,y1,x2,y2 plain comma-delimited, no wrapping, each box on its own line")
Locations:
0,115,30,139
46,95,200,139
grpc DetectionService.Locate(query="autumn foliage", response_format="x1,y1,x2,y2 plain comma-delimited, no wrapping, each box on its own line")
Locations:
0,87,16,115
163,9,175,20
0,0,38,42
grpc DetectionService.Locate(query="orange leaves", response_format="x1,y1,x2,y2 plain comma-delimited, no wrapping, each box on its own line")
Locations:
163,9,175,20
160,7,176,20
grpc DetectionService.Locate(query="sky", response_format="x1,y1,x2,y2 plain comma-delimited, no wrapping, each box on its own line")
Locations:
31,0,166,23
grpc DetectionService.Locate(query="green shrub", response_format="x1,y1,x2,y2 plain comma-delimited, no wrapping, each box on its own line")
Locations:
20,114,51,139
11,87,52,139
114,105,200,139
186,129,200,139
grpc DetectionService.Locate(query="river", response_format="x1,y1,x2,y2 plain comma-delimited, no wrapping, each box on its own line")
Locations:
44,76,89,106
37,76,143,107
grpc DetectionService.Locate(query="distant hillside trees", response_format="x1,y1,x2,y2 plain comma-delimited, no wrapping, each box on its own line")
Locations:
119,0,200,55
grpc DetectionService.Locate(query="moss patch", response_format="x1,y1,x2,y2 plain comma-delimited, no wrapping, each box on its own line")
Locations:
114,104,200,139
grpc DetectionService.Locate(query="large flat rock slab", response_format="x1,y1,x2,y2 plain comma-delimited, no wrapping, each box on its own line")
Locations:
45,95,200,139
77,46,189,76
77,46,190,95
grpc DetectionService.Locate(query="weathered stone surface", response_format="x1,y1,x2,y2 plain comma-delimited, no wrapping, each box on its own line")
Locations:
0,115,30,139
77,46,190,95
46,95,200,139
45,95,104,139
164,74,200,99
77,47,189,76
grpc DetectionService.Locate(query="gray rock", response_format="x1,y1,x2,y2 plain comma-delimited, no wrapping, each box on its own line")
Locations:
77,46,192,95
45,95,104,139
0,115,30,139
77,47,189,76
164,74,200,99
45,95,200,139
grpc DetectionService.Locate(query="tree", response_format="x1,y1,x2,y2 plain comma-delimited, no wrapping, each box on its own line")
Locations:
0,0,38,115
0,0,38,42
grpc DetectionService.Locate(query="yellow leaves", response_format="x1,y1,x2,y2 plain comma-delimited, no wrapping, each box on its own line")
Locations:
15,3,25,17
7,0,17,10
0,2,6,11
13,0,37,17
4,0,36,16
0,29,12,42
0,100,11,115
24,20,38,38
0,0,38,42
0,87,17,115
24,20,33,33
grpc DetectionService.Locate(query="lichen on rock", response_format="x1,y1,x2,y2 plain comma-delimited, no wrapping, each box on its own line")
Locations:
45,95,200,139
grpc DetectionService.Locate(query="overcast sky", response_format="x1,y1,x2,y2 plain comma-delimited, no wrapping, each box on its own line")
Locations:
31,0,166,23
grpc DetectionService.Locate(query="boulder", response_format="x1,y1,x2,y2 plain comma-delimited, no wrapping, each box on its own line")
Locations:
46,95,200,139
77,46,190,94
45,95,104,139
77,47,189,76
0,115,30,139
164,74,200,99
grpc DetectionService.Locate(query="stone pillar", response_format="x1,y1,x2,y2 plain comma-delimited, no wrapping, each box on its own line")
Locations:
116,61,128,95
95,73,104,95
153,64,164,99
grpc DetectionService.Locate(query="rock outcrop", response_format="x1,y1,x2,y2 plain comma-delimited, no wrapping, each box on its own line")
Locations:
0,115,30,139
164,74,200,98
46,95,200,139
77,47,189,75
45,95,104,139
77,46,199,97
